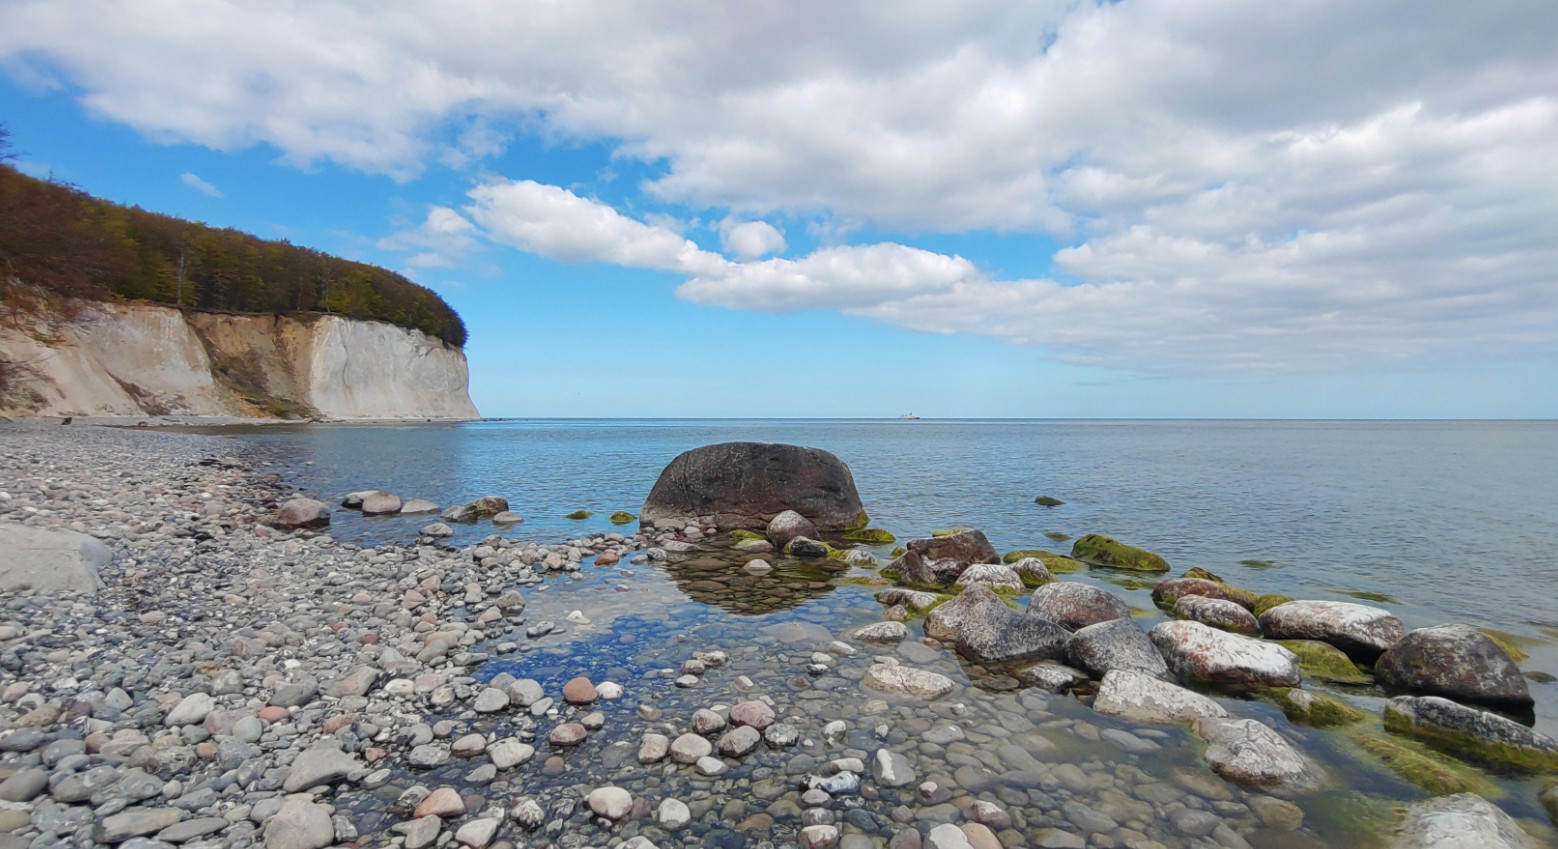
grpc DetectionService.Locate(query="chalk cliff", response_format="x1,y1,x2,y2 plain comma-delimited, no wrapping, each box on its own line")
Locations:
0,301,478,419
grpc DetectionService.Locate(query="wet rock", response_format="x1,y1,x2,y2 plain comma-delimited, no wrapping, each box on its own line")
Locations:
401,498,439,513
889,530,1000,587
768,510,820,549
801,824,841,849
361,491,402,515
562,676,598,704
1152,576,1257,610
487,739,535,769
925,823,974,849
455,817,501,848
954,563,1024,593
719,725,762,757
1175,594,1261,635
1150,620,1300,688
1093,669,1230,723
1194,717,1325,795
283,742,362,792
691,708,727,734
549,724,588,746
164,692,215,726
863,663,956,700
1376,624,1532,708
638,733,670,763
787,537,832,558
764,723,800,748
1007,557,1055,588
855,621,911,645
1257,599,1406,661
876,588,943,611
670,733,713,763
1069,533,1168,572
659,798,691,830
1065,617,1168,679
264,797,334,849
1391,792,1537,849
396,816,442,849
1026,582,1130,630
1015,662,1090,692
1383,695,1558,771
442,496,509,522
955,604,1070,664
641,442,865,530
924,583,1005,641
96,807,185,842
1278,639,1372,684
0,767,46,802
1265,687,1367,727
873,749,916,787
588,786,633,820
274,497,330,530
473,687,510,712
415,787,467,818
730,700,776,730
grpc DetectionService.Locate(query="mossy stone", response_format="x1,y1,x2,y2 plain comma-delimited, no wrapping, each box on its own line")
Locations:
1043,531,1070,542
1034,495,1065,507
844,510,870,532
1254,593,1294,617
1384,703,1558,773
889,546,907,559
1239,559,1279,570
1070,533,1169,572
1337,589,1398,604
1277,639,1372,684
730,529,765,544
842,528,896,545
1348,731,1501,798
1183,567,1225,583
1480,629,1531,663
608,511,636,525
931,528,970,538
564,510,593,520
1001,550,1084,574
1262,687,1367,727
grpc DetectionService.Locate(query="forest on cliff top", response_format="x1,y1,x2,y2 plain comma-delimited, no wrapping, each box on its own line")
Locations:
0,126,467,347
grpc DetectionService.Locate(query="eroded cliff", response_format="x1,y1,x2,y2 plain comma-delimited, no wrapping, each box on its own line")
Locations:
0,302,478,419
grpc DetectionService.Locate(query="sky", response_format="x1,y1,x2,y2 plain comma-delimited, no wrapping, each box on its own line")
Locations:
1,1,1556,419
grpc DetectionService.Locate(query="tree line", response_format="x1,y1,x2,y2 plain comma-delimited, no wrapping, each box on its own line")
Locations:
0,126,467,347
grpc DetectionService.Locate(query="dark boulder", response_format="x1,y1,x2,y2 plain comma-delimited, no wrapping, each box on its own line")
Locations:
442,496,510,523
1376,624,1531,708
1064,618,1168,679
1026,582,1130,630
955,605,1070,665
641,442,865,531
888,530,1000,587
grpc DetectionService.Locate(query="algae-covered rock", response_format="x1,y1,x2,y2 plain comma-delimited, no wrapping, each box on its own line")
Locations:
1184,567,1225,582
1262,687,1366,727
1384,695,1558,772
1480,629,1531,663
1278,640,1371,684
784,537,831,559
1254,594,1294,617
931,528,970,537
842,528,896,545
1348,731,1500,798
641,442,866,531
1034,495,1065,507
1043,531,1070,542
1257,599,1406,662
1153,577,1257,611
1377,624,1532,708
609,511,636,524
1002,550,1085,574
889,546,907,558
1240,559,1280,570
564,510,593,520
1007,557,1055,588
1390,792,1537,849
1070,534,1169,572
730,529,766,544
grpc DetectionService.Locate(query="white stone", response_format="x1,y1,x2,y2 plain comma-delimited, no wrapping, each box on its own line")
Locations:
862,663,955,700
1092,669,1230,724
164,692,215,727
925,823,974,849
1193,717,1325,795
1390,793,1538,849
657,798,690,830
587,786,633,820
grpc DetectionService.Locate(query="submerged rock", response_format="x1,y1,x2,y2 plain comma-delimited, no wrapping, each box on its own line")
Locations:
1015,662,1091,693
924,584,1005,641
1256,599,1405,661
640,442,865,531
1149,620,1300,689
1006,557,1055,587
1026,582,1130,631
1277,639,1371,684
1383,695,1558,772
954,604,1070,664
1262,687,1366,727
1348,731,1500,798
1093,670,1229,724
863,663,955,700
1390,793,1538,849
1376,624,1531,708
1065,618,1168,679
1193,717,1325,795
1069,534,1169,572
360,491,402,515
889,530,1001,587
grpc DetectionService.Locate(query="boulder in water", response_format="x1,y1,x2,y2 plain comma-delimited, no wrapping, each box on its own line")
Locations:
889,530,1000,587
954,563,1025,593
442,496,509,523
274,498,330,530
955,604,1070,665
1026,582,1130,630
1092,669,1228,724
1149,620,1300,689
923,584,1005,641
640,442,865,531
360,491,402,515
1070,534,1169,572
1390,793,1538,849
1174,595,1260,636
1383,695,1558,771
767,510,818,549
1065,618,1168,679
1256,599,1405,662
1152,577,1256,610
1193,717,1325,795
1376,624,1531,708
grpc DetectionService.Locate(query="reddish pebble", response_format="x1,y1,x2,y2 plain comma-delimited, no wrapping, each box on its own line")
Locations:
562,676,598,705
730,700,776,731
322,713,356,733
595,551,620,566
549,722,588,746
257,706,290,723
542,756,566,776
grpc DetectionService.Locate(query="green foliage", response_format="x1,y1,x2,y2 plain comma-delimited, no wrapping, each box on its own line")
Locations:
0,157,466,346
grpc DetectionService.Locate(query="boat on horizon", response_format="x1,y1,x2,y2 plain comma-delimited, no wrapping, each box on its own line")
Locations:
899,412,921,420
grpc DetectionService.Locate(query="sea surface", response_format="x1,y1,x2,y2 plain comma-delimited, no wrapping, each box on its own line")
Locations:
194,418,1558,843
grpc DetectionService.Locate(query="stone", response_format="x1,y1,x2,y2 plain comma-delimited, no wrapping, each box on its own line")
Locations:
452,732,487,757
588,786,633,820
1256,599,1406,661
924,583,1005,641
487,738,534,769
1069,533,1168,571
696,755,727,775
691,708,727,734
1383,695,1558,771
718,725,762,757
360,491,402,515
1152,577,1257,610
1175,594,1261,635
1093,669,1230,723
400,498,439,514
415,787,467,818
421,522,453,537
786,537,831,558
492,510,524,524
925,823,974,849
1193,717,1325,795
1065,617,1168,679
96,808,185,842
1150,620,1300,688
1390,792,1538,849
1265,687,1367,727
264,797,334,849
658,797,691,830
954,563,1025,593
0,523,110,594
863,663,956,700
454,817,501,848
730,700,776,730
873,749,915,787
1376,624,1531,707
283,743,362,792
801,824,841,849
164,692,215,726
473,687,509,712
1027,582,1130,630
1015,662,1090,692
889,530,1001,586
326,665,379,698
156,817,229,842
854,621,911,643
442,496,509,522
641,442,866,530
955,603,1070,664
670,733,713,763
1007,557,1054,587
1249,795,1305,831
549,723,588,746
768,510,820,549
562,676,598,704
0,767,46,802
1278,639,1372,684
638,733,670,763
274,498,331,530
396,816,443,849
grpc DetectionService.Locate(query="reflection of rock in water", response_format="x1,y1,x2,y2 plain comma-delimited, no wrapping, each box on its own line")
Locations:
660,552,845,614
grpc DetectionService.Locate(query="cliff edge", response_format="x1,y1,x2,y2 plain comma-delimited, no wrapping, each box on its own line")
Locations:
0,301,478,420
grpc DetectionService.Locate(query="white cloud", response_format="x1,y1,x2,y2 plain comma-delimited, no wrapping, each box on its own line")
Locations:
378,205,480,269
180,172,222,197
718,219,786,260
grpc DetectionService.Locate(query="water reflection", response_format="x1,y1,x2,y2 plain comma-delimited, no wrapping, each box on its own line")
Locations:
658,550,846,614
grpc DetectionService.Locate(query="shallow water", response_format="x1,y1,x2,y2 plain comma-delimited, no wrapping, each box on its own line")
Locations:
200,418,1558,845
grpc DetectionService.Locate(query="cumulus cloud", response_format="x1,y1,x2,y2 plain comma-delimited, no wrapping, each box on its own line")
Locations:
378,205,481,269
8,1,1557,372
718,219,786,261
180,172,222,197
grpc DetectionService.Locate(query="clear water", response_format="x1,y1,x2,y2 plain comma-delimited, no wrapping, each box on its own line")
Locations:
198,418,1558,843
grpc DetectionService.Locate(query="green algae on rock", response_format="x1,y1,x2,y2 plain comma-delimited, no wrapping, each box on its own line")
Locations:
1183,567,1225,583
1070,533,1169,572
1240,559,1280,570
608,511,636,524
1347,731,1502,799
844,510,870,532
1254,593,1294,617
1278,639,1372,684
931,528,971,538
729,529,765,544
1479,629,1532,663
1384,695,1558,773
564,510,593,520
1002,550,1086,574
1262,687,1367,727
1034,495,1065,506
1043,531,1070,542
842,528,896,545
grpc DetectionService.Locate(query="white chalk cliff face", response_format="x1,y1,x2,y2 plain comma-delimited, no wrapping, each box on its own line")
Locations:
0,301,478,419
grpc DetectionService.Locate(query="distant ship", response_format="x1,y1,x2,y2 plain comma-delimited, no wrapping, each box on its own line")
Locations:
899,413,921,420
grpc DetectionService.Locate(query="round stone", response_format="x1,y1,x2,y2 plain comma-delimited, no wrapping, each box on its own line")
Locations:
562,676,598,705
587,786,633,820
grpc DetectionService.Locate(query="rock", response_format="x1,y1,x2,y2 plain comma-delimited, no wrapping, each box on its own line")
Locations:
96,807,185,842
924,584,1005,641
876,588,943,611
691,708,727,734
1278,639,1371,684
274,498,331,530
1026,582,1130,630
1383,695,1558,771
1007,557,1054,587
801,825,841,849
0,523,110,593
1256,600,1406,661
473,687,509,712
1264,687,1367,727
341,490,373,508
562,676,598,704
1347,730,1499,797
768,510,819,549
925,823,974,849
487,739,535,769
1376,624,1531,707
1015,662,1091,692
954,563,1025,593
0,767,46,802
889,530,1000,587
164,692,215,726
271,677,318,707
718,725,762,757
415,786,467,818
360,491,402,515
283,743,362,792
454,817,501,848
442,496,509,523
670,733,713,763
1152,577,1257,610
1093,669,1230,723
786,537,831,558
511,798,545,830
1150,620,1300,689
873,749,915,787
421,522,453,537
854,621,910,643
1194,717,1325,795
1065,617,1168,679
264,797,335,849
658,798,691,830
863,663,956,700
156,817,229,843
1390,792,1538,849
549,723,588,746
730,701,776,730
588,786,633,820
1175,594,1261,635
397,816,443,849
641,442,865,530
326,665,379,698
492,511,524,524
1069,533,1168,572
955,603,1070,664
400,498,439,514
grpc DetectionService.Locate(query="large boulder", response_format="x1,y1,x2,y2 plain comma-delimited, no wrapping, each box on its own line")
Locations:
1152,577,1256,610
641,442,864,531
1069,534,1168,572
1065,618,1168,679
1390,793,1539,849
1383,696,1558,772
766,510,818,549
360,491,403,515
0,523,109,594
924,584,1006,641
274,498,330,530
1256,600,1405,662
442,496,509,523
954,604,1070,665
954,563,1025,593
889,530,1000,587
1149,620,1300,689
1026,583,1130,630
1193,717,1325,796
1375,624,1531,708
1093,670,1228,724
1174,595,1260,636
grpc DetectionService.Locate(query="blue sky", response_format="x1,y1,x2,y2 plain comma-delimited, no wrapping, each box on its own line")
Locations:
2,1,1555,418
